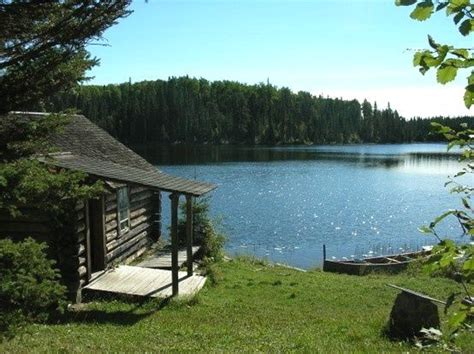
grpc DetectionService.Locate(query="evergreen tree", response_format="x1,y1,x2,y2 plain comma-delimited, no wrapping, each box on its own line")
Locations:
44,76,473,146
1,1,131,114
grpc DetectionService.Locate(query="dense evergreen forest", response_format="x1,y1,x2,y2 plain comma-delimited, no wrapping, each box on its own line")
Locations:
45,76,472,145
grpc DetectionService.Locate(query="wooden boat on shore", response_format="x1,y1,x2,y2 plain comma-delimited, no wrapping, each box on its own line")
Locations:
322,245,432,276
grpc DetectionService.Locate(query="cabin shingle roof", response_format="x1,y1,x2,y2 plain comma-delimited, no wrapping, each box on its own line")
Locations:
50,114,157,172
39,153,215,196
11,112,216,196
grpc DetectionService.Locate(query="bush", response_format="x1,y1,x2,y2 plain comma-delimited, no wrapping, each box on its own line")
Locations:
0,238,67,338
199,218,226,262
200,257,224,286
178,197,226,262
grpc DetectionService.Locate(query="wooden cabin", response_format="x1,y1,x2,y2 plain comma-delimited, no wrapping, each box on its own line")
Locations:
0,112,216,302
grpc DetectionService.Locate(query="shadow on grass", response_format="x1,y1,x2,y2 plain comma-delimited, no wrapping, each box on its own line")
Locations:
52,292,172,326
59,308,151,326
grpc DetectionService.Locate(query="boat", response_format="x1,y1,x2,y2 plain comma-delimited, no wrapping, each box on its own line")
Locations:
322,245,432,276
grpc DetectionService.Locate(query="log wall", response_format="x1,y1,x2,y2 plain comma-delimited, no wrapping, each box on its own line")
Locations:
0,209,51,243
0,183,162,303
104,184,161,266
0,202,85,303
56,200,87,303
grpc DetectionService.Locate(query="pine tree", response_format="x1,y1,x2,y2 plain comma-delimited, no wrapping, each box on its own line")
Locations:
1,1,132,114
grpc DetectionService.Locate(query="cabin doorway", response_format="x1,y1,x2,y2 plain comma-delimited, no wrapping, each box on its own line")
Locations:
86,197,106,280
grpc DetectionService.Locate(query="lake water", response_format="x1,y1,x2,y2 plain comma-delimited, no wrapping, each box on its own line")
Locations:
136,143,467,269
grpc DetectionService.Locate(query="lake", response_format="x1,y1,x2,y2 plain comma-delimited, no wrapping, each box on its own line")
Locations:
135,143,466,269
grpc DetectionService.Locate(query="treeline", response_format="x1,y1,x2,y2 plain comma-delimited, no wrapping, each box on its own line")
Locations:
45,76,472,145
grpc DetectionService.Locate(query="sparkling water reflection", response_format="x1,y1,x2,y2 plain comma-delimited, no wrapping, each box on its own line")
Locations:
136,143,466,269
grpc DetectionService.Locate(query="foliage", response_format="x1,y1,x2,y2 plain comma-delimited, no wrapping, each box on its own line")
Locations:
178,197,226,263
0,114,103,313
200,221,226,263
418,123,473,338
0,238,67,338
0,260,472,351
396,0,474,108
0,158,103,221
1,0,130,222
44,77,473,145
0,112,69,161
0,4,132,329
0,113,103,222
0,1,132,114
199,258,224,286
1,0,128,243
397,0,474,340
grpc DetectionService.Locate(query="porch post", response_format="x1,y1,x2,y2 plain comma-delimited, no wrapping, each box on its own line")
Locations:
170,193,179,296
186,195,194,276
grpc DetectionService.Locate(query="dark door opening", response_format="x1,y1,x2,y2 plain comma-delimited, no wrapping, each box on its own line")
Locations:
86,197,106,280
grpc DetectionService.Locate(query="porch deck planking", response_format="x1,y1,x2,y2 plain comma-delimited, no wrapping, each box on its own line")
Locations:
137,245,201,269
84,265,206,298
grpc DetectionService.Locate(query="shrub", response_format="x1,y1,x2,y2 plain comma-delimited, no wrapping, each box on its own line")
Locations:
178,197,226,262
200,257,224,286
199,218,226,262
0,238,67,338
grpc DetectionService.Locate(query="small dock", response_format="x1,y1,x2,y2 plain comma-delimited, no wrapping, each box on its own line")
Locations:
84,265,206,298
137,245,201,269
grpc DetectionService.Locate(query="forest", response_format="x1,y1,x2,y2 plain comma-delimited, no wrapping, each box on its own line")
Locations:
45,76,473,145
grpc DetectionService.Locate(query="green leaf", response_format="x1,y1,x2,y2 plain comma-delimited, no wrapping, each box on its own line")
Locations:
440,254,454,267
444,57,466,69
464,84,474,108
447,0,470,14
451,48,469,59
459,19,473,36
453,11,464,24
440,238,456,249
452,0,469,6
463,258,474,274
461,197,471,209
419,66,429,75
468,73,474,85
430,210,456,228
444,133,456,139
436,2,449,11
430,122,451,134
428,34,439,49
448,139,461,150
395,0,417,5
410,1,434,21
422,51,441,67
437,65,458,84
413,52,424,66
418,225,433,234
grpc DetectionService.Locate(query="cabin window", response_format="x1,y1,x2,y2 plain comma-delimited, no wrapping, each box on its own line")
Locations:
117,186,130,233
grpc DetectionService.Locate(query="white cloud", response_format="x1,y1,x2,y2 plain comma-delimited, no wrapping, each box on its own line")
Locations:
316,85,472,118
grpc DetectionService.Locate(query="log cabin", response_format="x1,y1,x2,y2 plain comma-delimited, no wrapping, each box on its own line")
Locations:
0,112,216,302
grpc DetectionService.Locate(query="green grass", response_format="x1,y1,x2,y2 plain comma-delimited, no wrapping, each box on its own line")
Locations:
1,258,472,352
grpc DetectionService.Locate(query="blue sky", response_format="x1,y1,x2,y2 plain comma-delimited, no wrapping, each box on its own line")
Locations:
87,0,473,118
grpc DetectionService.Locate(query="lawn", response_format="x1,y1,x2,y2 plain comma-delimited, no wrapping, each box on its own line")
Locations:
1,258,472,352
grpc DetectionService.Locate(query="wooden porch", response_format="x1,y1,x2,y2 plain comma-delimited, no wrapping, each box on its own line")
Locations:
168,193,195,296
137,245,201,269
84,265,206,298
84,192,204,299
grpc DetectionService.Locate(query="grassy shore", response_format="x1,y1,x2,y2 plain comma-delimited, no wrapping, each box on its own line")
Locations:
1,258,472,352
